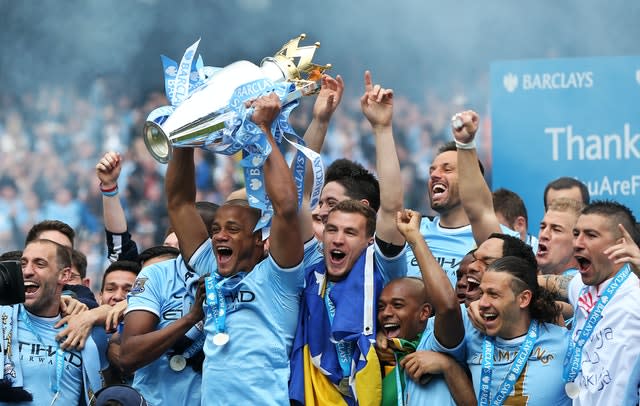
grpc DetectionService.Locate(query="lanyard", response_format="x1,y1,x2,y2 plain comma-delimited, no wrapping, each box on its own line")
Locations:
563,264,631,383
479,321,539,406
204,272,246,343
20,307,65,402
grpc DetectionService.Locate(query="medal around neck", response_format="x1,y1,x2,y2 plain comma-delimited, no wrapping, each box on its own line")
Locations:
169,354,187,372
565,382,580,399
213,332,230,346
143,33,331,164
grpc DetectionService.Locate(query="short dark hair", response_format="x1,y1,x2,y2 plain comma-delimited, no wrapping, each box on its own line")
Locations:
71,249,87,279
137,245,180,267
488,256,560,324
328,199,377,237
25,220,75,247
487,233,537,269
437,141,485,175
324,159,380,212
101,260,141,292
581,200,640,245
543,177,590,210
493,188,528,227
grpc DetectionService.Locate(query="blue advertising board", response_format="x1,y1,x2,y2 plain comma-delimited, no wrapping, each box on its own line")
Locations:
491,56,640,234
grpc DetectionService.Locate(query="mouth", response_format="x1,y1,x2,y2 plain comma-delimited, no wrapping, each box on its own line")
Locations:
24,281,40,296
481,312,498,326
467,276,480,293
216,246,233,264
575,255,591,273
536,243,548,257
382,323,401,338
431,183,447,200
329,249,346,264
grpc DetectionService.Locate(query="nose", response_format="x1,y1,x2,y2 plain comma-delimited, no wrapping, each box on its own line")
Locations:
538,224,550,241
22,261,34,278
478,293,490,309
213,230,229,242
573,232,584,251
380,303,393,318
113,288,126,303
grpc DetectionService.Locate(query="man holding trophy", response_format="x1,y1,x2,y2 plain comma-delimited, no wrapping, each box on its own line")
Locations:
155,34,331,404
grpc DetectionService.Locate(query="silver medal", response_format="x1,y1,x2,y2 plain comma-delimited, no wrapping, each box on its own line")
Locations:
213,332,230,346
169,354,187,372
565,382,580,399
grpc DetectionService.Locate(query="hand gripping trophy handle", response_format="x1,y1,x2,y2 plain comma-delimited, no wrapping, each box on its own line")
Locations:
143,34,331,163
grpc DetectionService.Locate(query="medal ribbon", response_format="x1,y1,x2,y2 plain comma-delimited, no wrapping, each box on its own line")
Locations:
204,272,247,339
562,264,631,383
20,307,65,400
479,321,539,406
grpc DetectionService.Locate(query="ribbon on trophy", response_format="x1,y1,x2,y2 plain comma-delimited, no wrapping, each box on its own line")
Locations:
147,39,325,234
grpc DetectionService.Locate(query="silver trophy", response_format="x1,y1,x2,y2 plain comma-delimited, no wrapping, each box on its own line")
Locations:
143,34,331,163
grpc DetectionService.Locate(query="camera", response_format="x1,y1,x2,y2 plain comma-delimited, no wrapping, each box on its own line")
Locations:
0,260,25,305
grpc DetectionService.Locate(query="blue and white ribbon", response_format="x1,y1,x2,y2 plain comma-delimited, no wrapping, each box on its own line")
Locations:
563,264,631,383
479,321,539,406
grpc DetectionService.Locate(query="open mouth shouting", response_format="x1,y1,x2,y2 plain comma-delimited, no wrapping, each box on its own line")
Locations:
431,183,447,201
215,246,233,266
381,322,401,338
24,281,39,296
575,255,592,274
536,242,548,259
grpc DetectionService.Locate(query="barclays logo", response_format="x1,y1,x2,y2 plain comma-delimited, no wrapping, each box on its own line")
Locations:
503,73,518,93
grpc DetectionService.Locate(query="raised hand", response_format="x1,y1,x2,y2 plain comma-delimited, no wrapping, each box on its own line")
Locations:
247,93,281,133
96,151,122,188
450,110,480,145
313,74,344,122
604,223,640,277
360,70,393,129
395,209,421,244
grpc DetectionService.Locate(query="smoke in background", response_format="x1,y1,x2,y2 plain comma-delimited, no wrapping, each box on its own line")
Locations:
2,0,640,103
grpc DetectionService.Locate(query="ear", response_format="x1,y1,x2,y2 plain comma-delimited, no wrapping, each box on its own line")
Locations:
514,216,527,233
419,303,433,322
518,289,533,309
82,278,91,288
58,267,71,286
359,199,371,207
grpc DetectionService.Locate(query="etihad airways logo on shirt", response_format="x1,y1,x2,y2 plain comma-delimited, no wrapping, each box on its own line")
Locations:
502,71,593,92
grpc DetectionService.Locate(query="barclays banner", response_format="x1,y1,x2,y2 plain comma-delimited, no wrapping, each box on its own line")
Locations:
491,56,640,232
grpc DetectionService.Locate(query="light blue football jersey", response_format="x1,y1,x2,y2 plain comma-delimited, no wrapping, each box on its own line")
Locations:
126,256,202,406
3,307,83,406
189,241,304,405
432,311,571,405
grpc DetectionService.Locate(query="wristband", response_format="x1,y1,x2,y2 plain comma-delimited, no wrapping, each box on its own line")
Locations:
455,140,476,150
100,183,119,197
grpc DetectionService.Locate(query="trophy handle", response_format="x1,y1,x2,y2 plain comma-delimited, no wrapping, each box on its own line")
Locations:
143,121,173,164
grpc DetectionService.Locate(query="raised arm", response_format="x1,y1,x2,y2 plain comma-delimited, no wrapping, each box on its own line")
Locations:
396,209,463,348
96,152,138,261
300,74,344,242
452,111,502,245
361,70,404,246
250,93,303,268
165,146,210,262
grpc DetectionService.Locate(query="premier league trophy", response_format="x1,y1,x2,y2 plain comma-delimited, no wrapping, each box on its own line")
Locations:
143,33,330,163
143,34,329,232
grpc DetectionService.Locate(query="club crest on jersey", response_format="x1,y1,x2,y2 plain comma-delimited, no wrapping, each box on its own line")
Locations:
130,277,149,295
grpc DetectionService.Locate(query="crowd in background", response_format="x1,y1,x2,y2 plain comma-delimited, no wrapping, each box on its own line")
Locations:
0,75,491,292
